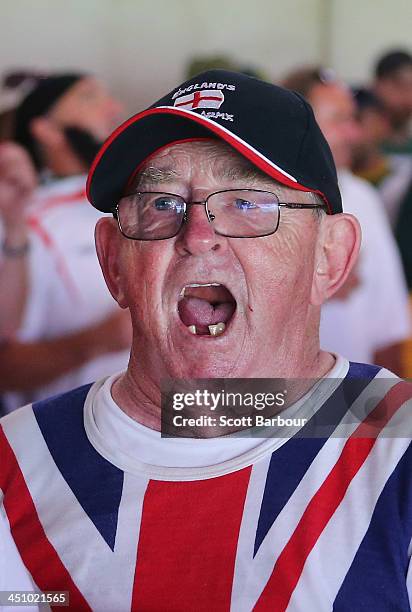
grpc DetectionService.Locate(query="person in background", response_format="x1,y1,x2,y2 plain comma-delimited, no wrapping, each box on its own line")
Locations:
282,67,410,374
351,87,412,229
0,73,131,411
353,60,412,378
372,49,412,155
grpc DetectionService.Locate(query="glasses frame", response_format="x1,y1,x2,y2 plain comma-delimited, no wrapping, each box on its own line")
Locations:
112,189,327,241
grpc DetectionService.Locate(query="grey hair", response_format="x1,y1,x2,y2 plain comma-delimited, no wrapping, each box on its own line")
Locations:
135,166,180,187
307,191,327,219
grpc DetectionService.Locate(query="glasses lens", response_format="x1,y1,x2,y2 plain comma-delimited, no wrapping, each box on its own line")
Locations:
117,192,185,240
207,190,280,237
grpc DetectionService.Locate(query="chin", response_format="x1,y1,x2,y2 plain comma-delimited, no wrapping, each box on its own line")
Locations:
168,353,244,380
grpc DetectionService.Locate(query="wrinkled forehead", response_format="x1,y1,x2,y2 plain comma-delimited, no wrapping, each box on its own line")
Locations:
131,139,312,201
140,139,260,174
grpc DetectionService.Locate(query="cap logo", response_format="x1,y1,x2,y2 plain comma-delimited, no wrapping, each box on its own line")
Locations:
173,89,224,111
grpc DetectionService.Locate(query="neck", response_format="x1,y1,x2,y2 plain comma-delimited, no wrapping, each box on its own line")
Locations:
112,341,336,433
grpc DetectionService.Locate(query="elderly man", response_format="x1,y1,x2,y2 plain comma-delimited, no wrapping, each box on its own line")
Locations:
1,70,412,611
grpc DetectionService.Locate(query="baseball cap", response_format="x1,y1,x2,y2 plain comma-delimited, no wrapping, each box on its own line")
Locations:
87,70,342,214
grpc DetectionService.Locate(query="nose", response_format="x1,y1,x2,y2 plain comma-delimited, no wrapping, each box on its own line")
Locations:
174,202,227,256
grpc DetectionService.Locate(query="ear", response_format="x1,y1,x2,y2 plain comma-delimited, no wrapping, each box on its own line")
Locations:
95,217,128,308
311,213,361,306
30,116,65,148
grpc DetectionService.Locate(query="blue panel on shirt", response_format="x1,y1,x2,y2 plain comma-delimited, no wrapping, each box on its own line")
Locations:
33,384,124,551
254,362,381,556
333,443,412,611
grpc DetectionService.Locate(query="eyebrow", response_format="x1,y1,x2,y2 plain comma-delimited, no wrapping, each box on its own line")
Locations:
216,163,268,182
135,162,267,189
135,167,181,188
133,163,320,204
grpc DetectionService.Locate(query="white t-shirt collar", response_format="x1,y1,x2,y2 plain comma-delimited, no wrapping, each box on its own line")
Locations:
84,354,349,481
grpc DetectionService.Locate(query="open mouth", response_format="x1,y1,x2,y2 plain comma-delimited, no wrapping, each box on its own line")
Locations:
178,283,237,337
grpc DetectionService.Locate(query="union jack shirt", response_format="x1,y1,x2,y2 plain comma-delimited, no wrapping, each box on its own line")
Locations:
1,360,412,611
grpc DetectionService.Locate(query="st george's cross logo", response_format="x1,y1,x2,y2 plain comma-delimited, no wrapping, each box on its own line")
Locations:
173,89,225,110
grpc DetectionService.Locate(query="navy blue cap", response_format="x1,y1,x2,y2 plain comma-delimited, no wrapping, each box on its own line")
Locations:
87,70,341,214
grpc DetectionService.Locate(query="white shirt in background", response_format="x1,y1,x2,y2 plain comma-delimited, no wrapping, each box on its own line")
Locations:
320,169,410,363
4,175,129,411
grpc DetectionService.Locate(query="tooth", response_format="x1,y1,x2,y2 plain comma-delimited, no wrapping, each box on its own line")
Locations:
181,282,222,297
187,282,221,288
208,322,226,336
188,325,197,335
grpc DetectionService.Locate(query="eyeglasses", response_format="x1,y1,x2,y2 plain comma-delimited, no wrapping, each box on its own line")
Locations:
113,189,327,241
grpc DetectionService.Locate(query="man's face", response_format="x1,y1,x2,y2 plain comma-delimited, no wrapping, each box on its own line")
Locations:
308,83,361,169
105,141,324,380
375,67,412,130
48,76,124,141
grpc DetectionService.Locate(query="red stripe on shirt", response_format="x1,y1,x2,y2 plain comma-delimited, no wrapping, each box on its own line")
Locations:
32,188,87,217
254,381,412,611
132,467,251,611
27,217,81,302
0,425,91,611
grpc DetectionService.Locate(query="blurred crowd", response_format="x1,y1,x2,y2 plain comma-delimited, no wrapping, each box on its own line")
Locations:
1,49,412,414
